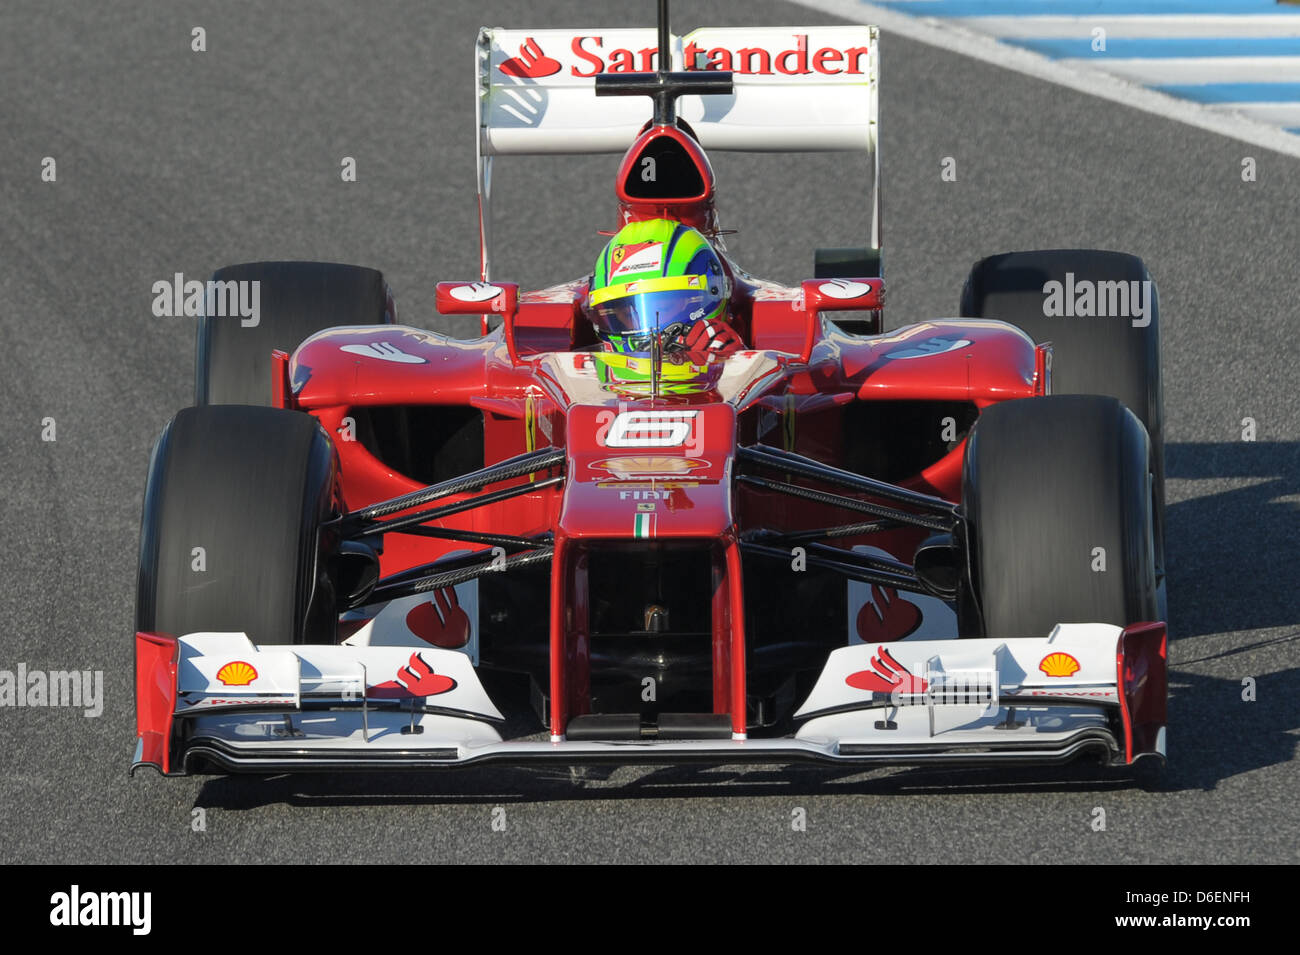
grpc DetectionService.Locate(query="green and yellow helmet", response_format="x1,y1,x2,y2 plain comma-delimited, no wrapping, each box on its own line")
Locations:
587,218,730,356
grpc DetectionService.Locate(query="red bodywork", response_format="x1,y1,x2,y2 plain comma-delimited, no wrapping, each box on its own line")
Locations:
275,124,1046,738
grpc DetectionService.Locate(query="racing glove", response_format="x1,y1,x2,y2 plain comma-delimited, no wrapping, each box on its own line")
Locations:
675,318,744,363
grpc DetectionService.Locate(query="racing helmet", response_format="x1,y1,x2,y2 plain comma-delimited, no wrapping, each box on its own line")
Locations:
587,218,730,359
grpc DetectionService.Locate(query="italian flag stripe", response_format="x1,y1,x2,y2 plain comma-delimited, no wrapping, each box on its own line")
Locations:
634,513,655,538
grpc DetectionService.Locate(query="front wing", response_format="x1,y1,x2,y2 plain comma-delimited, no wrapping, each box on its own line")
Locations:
133,623,1166,775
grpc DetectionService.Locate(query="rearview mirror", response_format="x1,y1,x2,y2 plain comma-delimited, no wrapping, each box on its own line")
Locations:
800,277,883,312
435,281,519,318
435,281,522,364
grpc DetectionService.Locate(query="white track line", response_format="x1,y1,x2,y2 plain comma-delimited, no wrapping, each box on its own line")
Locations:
1056,56,1300,85
1205,101,1300,127
790,0,1300,159
960,15,1300,39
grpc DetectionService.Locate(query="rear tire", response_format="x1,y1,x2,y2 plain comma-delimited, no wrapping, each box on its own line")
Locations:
814,246,881,335
814,246,881,280
196,261,394,406
960,395,1157,639
136,405,340,645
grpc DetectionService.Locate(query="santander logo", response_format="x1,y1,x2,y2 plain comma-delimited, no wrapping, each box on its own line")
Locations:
498,34,871,78
499,37,562,77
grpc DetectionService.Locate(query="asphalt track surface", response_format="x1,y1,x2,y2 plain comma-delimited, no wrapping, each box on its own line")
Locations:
0,0,1296,865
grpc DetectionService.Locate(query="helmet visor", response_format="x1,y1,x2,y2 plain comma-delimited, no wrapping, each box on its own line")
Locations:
588,275,723,346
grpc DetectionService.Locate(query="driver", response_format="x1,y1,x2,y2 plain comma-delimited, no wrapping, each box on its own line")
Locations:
586,219,743,389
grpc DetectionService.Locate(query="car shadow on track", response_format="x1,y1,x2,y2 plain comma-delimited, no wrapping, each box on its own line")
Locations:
1165,441,1300,638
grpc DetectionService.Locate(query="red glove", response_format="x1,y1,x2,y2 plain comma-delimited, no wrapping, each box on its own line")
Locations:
677,318,743,363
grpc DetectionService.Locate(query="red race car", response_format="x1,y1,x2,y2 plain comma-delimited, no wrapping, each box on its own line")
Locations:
133,6,1167,778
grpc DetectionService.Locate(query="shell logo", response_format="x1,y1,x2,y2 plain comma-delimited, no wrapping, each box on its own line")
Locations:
216,661,259,686
1039,652,1081,678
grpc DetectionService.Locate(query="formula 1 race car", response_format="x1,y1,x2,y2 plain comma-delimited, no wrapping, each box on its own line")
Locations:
133,4,1167,778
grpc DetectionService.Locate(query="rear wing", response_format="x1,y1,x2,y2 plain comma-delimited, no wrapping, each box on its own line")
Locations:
474,25,880,280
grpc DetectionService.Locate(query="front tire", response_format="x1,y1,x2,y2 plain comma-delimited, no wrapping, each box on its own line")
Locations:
961,395,1157,639
136,405,340,645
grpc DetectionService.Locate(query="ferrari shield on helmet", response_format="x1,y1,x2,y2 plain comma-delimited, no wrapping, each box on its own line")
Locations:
587,219,729,356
